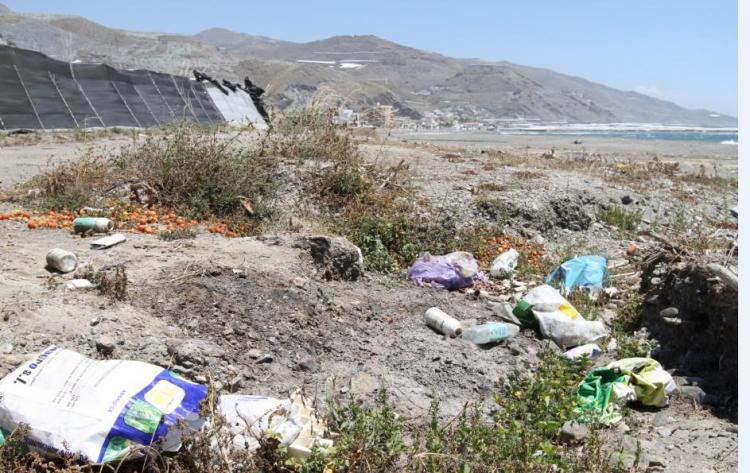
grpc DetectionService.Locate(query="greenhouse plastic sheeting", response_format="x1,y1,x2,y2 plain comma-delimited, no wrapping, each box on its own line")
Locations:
0,44,223,130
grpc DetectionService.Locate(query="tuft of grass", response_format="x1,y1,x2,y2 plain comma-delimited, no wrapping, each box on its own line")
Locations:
159,227,197,241
596,206,643,231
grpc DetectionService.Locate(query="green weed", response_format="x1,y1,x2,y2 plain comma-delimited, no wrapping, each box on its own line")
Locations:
596,206,643,231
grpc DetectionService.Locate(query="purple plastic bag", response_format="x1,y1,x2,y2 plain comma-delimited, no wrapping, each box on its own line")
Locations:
408,251,481,290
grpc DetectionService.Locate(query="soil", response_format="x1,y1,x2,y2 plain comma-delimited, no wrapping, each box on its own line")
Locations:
0,131,738,472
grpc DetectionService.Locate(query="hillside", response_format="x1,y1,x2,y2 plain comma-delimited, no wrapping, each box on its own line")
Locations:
0,5,736,126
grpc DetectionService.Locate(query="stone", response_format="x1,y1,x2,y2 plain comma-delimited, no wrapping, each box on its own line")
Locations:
294,236,364,281
256,354,274,364
621,195,634,205
292,277,308,288
560,421,589,443
679,385,706,404
95,335,115,355
0,342,13,354
296,354,318,372
609,435,650,470
660,307,679,317
90,317,101,326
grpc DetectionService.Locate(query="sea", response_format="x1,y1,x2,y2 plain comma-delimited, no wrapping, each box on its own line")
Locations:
499,130,737,144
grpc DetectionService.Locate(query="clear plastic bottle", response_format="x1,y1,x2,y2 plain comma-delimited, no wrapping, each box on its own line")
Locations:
461,322,519,345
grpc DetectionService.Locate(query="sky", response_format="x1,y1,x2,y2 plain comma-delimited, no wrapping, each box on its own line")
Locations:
3,0,738,116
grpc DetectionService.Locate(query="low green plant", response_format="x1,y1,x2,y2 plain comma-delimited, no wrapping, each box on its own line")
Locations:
596,206,643,231
159,227,197,241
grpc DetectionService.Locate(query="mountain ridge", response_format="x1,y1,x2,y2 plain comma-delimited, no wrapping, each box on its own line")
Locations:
0,5,736,126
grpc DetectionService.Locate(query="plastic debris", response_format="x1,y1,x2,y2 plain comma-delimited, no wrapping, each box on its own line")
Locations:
490,248,519,279
462,322,519,345
576,357,676,425
46,248,77,273
424,307,463,337
0,346,207,462
513,284,608,349
218,391,331,458
91,233,127,249
409,251,482,290
65,279,96,290
564,343,601,360
545,255,607,293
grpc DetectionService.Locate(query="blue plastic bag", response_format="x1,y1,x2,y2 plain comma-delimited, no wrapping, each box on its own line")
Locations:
545,255,607,291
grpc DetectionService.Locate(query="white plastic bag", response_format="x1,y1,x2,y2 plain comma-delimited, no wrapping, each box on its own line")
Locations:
490,249,519,278
218,395,304,452
515,285,609,349
0,346,207,463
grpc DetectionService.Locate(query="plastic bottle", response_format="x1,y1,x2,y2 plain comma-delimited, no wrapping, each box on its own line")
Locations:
462,322,519,345
46,248,77,273
73,217,114,234
424,307,463,337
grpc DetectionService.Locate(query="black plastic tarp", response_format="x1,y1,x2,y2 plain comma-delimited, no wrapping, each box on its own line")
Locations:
0,44,223,130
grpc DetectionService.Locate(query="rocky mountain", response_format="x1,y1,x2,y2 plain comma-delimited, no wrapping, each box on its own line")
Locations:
0,4,736,126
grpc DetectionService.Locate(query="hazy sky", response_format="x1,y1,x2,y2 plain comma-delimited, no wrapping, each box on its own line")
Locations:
4,0,738,116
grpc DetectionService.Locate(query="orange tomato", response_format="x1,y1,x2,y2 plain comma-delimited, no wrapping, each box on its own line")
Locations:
27,220,38,229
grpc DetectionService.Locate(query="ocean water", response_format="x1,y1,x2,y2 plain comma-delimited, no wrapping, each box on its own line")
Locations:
499,130,738,143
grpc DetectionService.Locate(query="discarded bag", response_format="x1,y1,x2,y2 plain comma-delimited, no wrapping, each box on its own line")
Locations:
513,284,608,349
91,233,126,249
564,343,601,360
408,251,482,290
576,357,676,425
490,249,518,279
0,346,207,463
545,255,607,293
218,391,331,458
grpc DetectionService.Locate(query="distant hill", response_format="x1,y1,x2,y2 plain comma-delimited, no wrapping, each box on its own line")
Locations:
0,6,736,126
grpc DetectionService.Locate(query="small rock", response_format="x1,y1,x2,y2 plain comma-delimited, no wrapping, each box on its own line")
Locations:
247,349,263,359
621,195,633,205
645,294,660,305
296,354,318,372
660,307,679,317
90,317,101,326
294,235,364,281
662,317,682,326
292,277,308,288
560,421,589,443
256,354,273,364
0,343,13,354
222,328,235,336
679,385,706,404
95,335,115,355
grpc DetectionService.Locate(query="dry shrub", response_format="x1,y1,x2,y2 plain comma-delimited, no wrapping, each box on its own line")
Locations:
477,182,507,192
512,170,545,180
113,124,278,219
28,154,112,210
266,106,359,163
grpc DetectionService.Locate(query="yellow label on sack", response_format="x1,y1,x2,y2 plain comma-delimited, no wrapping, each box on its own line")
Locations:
144,380,185,414
559,302,581,319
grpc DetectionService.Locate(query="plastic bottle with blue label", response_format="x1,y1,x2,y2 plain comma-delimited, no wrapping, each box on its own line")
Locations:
462,322,519,345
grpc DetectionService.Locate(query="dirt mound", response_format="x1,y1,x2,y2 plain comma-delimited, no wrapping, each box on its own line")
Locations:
135,266,549,414
641,259,737,417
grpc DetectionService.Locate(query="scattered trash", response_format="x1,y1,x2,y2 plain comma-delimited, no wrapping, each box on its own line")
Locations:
545,255,607,293
65,279,96,290
0,346,208,462
489,302,522,325
91,233,127,249
46,248,77,273
576,357,676,425
73,217,114,234
490,248,519,279
218,391,332,458
424,307,463,337
462,322,519,345
409,251,482,290
564,343,601,360
513,284,608,349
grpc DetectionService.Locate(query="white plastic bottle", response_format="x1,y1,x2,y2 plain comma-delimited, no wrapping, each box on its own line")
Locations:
462,322,519,345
